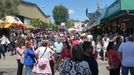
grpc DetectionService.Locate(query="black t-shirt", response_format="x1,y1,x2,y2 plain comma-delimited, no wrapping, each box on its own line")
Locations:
83,55,99,75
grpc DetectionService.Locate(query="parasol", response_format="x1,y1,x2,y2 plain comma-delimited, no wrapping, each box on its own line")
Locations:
0,16,34,29
3,16,23,28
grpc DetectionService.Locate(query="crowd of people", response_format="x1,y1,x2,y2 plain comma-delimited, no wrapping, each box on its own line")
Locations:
0,31,134,75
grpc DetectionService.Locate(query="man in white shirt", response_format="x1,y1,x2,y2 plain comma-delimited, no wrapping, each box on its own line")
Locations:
118,36,134,75
0,35,10,52
102,34,110,60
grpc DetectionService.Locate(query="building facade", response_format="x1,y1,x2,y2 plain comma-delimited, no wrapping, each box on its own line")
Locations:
86,0,134,35
101,0,134,34
17,1,50,25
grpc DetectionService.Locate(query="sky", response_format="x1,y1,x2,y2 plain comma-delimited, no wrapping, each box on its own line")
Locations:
24,0,115,22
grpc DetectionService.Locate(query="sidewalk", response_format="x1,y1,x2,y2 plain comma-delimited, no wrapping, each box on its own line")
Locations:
0,52,109,75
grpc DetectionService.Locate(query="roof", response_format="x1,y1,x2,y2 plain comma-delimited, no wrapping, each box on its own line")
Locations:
85,8,106,29
18,1,50,23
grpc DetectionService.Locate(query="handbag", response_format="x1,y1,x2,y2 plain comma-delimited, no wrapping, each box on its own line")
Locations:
38,47,47,67
32,47,47,73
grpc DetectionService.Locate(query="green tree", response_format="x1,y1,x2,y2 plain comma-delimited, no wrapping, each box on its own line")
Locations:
40,22,49,29
30,18,49,29
0,0,20,18
47,23,53,28
52,5,69,25
53,24,58,31
66,21,74,28
30,18,40,27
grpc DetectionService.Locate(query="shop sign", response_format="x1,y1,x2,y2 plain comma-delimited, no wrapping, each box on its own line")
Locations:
105,1,121,18
121,0,134,10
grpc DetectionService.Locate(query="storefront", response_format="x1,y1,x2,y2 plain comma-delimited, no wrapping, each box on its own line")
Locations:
101,0,134,34
85,8,106,34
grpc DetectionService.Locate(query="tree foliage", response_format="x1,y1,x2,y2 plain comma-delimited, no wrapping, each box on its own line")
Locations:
66,21,74,28
52,5,69,25
52,24,58,31
0,0,20,18
30,18,49,29
30,18,41,27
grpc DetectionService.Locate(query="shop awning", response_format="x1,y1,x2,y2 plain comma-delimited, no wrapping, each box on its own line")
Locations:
101,10,126,21
85,8,106,30
102,0,134,21
0,16,34,29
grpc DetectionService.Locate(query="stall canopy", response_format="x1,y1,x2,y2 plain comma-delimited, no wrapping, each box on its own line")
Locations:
0,16,34,29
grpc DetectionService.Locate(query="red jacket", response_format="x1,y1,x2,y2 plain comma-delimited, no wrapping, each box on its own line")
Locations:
61,49,70,59
107,49,120,68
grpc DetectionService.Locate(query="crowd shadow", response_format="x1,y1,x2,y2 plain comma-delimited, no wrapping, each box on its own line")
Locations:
0,71,7,75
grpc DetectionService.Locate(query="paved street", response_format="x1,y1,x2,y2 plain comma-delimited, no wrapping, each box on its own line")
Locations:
0,52,109,75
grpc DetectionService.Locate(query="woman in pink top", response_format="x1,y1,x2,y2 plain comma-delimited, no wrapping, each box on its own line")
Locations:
16,36,26,75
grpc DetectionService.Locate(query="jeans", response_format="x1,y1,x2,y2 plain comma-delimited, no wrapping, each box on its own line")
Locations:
25,65,33,75
0,44,5,59
3,44,7,52
50,60,55,75
17,59,24,75
122,66,134,75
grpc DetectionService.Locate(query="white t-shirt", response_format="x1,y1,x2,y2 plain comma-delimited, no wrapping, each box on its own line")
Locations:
0,36,10,45
102,37,110,50
35,47,54,59
118,42,134,67
96,43,102,52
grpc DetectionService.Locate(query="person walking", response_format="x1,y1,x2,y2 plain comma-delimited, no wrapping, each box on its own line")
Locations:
59,45,92,75
24,41,35,75
16,36,26,75
0,42,5,59
33,41,55,75
114,36,123,51
56,41,71,72
96,41,103,59
102,33,110,60
54,37,63,55
106,42,120,75
54,37,63,62
82,41,99,75
118,36,134,75
60,41,71,60
0,35,10,53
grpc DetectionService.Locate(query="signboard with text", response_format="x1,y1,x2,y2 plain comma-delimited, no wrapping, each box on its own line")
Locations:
104,0,121,18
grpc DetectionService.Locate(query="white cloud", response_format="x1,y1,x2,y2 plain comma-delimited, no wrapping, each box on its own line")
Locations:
69,9,75,14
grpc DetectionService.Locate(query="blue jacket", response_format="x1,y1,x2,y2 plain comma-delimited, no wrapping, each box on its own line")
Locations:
24,48,35,66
